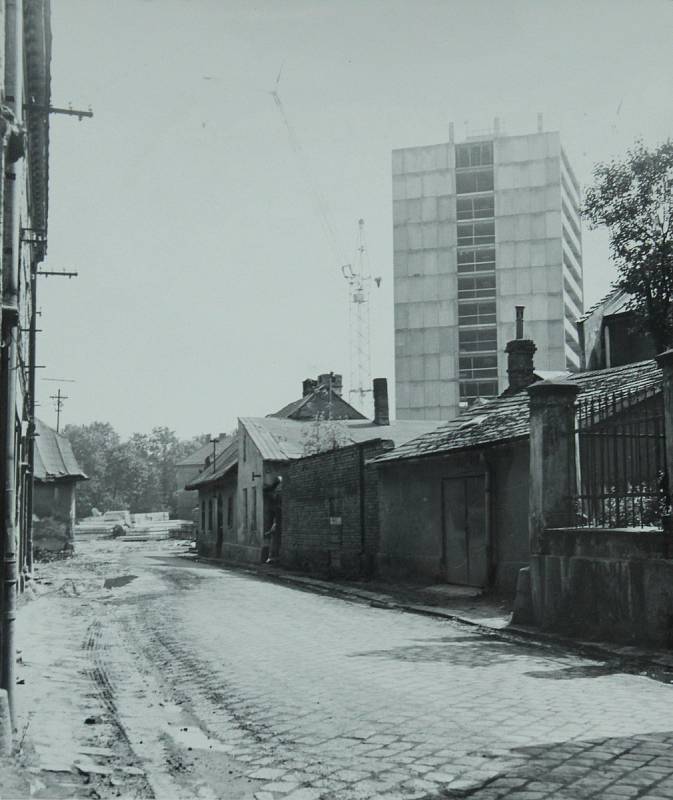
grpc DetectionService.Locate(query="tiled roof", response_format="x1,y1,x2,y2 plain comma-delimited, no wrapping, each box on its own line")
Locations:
239,416,444,463
373,359,662,465
578,286,630,323
269,386,366,421
34,419,87,482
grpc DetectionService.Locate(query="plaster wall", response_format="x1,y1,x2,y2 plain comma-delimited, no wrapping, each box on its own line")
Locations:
33,480,77,554
377,440,529,593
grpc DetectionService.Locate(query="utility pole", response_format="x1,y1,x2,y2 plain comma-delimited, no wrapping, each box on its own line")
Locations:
49,388,68,433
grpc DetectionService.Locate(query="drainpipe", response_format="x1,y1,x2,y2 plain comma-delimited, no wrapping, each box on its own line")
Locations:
25,255,37,575
480,453,493,587
358,443,366,566
0,0,24,723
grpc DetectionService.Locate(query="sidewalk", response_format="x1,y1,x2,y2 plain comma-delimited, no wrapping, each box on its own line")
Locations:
192,554,673,683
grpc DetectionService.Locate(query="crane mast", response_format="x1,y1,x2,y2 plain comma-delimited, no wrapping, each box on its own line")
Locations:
342,219,379,416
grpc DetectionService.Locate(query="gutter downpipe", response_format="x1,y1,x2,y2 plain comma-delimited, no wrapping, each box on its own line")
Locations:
25,254,37,575
359,443,366,567
0,0,22,723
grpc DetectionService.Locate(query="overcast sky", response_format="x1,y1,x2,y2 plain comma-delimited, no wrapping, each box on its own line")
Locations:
37,0,673,438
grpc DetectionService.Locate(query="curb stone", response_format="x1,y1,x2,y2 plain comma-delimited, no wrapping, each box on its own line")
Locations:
186,553,673,684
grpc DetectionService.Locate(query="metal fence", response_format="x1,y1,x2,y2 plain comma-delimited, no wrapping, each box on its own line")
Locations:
574,385,668,528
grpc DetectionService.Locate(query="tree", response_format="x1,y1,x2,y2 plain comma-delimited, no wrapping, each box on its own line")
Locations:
62,421,211,517
583,139,673,353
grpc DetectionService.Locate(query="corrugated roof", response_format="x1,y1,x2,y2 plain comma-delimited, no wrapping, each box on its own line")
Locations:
34,419,87,482
239,416,444,463
373,359,662,465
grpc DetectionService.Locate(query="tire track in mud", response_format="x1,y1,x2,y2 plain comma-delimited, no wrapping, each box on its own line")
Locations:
89,597,266,799
81,619,155,799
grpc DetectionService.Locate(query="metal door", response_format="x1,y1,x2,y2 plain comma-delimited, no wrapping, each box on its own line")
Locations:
441,475,487,587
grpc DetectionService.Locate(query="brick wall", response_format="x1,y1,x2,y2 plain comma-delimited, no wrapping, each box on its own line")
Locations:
283,439,394,578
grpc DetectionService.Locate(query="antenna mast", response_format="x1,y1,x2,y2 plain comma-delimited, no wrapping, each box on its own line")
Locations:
342,219,380,415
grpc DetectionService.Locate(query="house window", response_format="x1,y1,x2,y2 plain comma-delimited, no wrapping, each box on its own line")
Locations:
251,489,257,531
227,495,233,527
243,488,248,529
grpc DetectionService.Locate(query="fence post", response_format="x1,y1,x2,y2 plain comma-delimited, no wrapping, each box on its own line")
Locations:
656,350,673,523
528,381,580,553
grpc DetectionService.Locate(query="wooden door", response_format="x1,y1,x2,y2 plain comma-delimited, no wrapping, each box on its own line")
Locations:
441,475,487,587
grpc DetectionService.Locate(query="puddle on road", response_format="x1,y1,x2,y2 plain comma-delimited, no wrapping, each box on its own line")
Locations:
103,575,137,589
165,723,234,753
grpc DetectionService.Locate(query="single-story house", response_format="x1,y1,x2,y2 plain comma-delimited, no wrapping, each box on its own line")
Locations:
33,419,88,555
372,334,662,595
186,373,442,567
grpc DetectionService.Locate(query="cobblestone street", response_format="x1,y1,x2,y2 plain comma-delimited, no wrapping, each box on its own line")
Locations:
7,539,673,800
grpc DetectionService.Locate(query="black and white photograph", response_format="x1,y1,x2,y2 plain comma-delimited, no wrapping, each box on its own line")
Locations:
1,1,673,798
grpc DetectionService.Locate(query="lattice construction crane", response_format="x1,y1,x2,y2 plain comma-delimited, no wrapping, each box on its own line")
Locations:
342,219,381,414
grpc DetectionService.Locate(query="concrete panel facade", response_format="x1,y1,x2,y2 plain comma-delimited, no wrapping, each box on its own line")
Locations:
393,130,583,421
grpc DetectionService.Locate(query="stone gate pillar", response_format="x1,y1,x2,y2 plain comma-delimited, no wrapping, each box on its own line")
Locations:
655,350,673,516
528,381,580,553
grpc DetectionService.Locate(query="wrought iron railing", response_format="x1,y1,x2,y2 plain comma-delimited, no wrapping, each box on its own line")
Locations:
573,385,668,528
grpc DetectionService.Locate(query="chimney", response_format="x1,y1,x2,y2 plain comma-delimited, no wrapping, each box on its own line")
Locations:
302,378,317,397
505,306,537,393
318,372,343,396
537,112,544,133
373,378,390,426
448,121,454,143
493,116,500,137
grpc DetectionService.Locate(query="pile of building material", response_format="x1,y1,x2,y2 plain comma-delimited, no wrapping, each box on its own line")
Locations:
75,510,193,541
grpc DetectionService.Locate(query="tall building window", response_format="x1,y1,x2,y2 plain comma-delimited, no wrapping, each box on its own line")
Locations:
457,195,494,220
457,248,496,273
459,354,498,380
459,328,497,352
456,170,494,194
455,142,493,168
456,140,498,409
458,301,496,326
457,220,495,246
459,380,499,402
458,274,496,300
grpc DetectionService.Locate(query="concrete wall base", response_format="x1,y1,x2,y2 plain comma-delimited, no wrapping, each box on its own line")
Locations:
0,689,12,755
